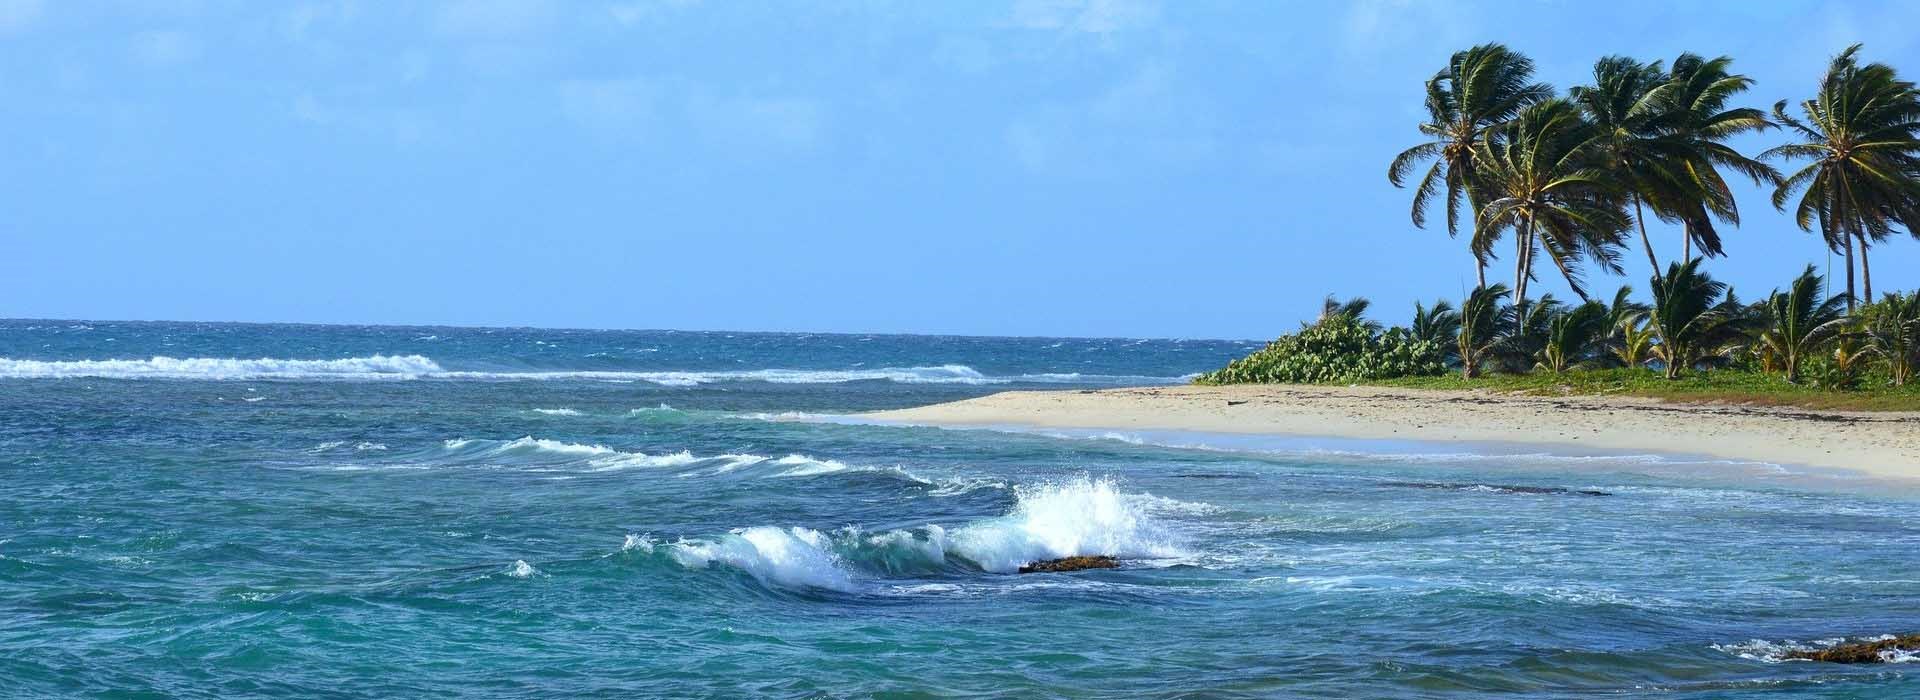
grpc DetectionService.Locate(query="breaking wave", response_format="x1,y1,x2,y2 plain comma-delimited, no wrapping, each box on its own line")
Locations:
0,354,443,380
0,356,1186,385
661,477,1192,591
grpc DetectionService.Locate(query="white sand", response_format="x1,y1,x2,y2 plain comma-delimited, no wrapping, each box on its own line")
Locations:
866,385,1920,479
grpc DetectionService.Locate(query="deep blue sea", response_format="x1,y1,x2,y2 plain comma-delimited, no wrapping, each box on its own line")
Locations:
4,320,1919,698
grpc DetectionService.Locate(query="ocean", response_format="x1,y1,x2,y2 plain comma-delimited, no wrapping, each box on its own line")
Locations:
3,319,1918,698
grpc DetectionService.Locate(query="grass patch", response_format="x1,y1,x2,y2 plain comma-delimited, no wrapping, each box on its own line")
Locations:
1358,368,1920,411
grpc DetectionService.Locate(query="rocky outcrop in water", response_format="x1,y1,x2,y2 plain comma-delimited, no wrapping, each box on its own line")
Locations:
1785,635,1920,663
1384,481,1612,497
1018,556,1119,573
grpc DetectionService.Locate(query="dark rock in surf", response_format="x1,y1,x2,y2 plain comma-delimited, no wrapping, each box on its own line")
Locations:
1383,481,1612,497
1785,634,1920,663
1018,556,1119,573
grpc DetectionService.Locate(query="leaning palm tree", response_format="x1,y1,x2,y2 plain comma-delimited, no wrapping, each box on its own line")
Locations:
1536,300,1610,373
1651,53,1780,261
1765,44,1920,310
1474,99,1633,307
1389,44,1554,286
1571,54,1777,278
1756,265,1851,383
1861,291,1920,386
1647,258,1749,379
1457,284,1512,379
1570,56,1680,277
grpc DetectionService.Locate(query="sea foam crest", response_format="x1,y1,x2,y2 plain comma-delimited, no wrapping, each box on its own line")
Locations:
668,526,856,592
948,477,1187,574
664,477,1190,590
0,354,443,380
0,356,1188,385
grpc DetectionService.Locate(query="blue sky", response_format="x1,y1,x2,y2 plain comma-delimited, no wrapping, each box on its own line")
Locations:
4,0,1920,339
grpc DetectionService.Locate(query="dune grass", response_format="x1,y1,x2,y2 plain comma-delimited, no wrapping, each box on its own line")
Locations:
1361,368,1920,412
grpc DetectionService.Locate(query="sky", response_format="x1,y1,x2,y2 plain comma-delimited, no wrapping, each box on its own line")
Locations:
5,0,1920,339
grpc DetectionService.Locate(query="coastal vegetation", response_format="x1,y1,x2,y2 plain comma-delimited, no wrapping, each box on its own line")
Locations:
1202,43,1920,410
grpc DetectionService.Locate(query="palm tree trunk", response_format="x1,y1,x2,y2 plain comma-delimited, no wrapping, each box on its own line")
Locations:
1633,196,1660,277
1513,221,1534,309
1860,236,1873,303
1844,235,1857,312
1475,259,1486,288
1681,230,1691,262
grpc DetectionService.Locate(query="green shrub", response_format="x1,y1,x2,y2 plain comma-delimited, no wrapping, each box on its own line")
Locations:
1197,315,1447,384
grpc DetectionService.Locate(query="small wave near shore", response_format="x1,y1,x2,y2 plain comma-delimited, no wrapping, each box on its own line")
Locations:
654,477,1196,592
0,355,1189,385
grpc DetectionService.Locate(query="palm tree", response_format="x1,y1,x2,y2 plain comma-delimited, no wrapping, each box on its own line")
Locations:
1474,99,1632,307
1501,295,1562,373
1457,284,1511,379
1861,291,1920,386
1572,54,1777,278
1647,258,1750,379
1410,299,1462,363
1765,44,1920,310
1652,54,1781,262
1756,265,1850,383
1570,56,1676,277
1318,295,1379,331
1389,44,1554,286
1612,313,1657,369
1537,300,1610,373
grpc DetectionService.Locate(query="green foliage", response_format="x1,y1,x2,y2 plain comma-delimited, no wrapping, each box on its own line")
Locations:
1756,265,1850,382
1457,284,1513,379
1766,44,1920,304
1861,291,1920,386
1648,258,1753,378
1537,300,1611,373
1473,99,1631,302
1197,314,1446,385
1389,43,1553,242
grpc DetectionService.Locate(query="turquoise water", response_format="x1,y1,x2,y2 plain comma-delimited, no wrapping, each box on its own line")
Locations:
4,320,1919,698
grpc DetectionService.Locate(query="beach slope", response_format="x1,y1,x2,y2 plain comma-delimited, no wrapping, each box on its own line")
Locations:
866,385,1920,479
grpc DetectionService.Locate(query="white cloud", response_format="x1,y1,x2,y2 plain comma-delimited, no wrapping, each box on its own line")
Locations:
558,78,656,136
1004,61,1217,175
607,0,702,26
1341,0,1472,54
284,1,362,40
433,0,555,38
687,94,826,154
129,31,200,68
0,0,42,35
1009,0,1158,34
291,93,431,144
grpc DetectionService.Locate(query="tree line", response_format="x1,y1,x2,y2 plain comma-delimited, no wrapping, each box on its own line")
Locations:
1388,43,1920,311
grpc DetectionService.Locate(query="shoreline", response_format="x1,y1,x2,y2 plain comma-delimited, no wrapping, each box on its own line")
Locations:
864,384,1920,481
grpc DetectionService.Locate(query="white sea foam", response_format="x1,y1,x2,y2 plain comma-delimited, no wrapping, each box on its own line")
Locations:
0,354,443,380
948,476,1188,573
1715,635,1920,664
664,478,1192,590
770,454,853,477
530,408,583,416
505,560,540,578
0,356,1187,385
668,526,856,592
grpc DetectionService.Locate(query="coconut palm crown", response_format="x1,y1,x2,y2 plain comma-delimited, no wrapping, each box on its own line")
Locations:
1473,98,1632,306
1765,44,1920,309
1389,44,1554,285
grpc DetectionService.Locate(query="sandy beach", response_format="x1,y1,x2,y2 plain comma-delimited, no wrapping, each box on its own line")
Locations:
867,385,1920,480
